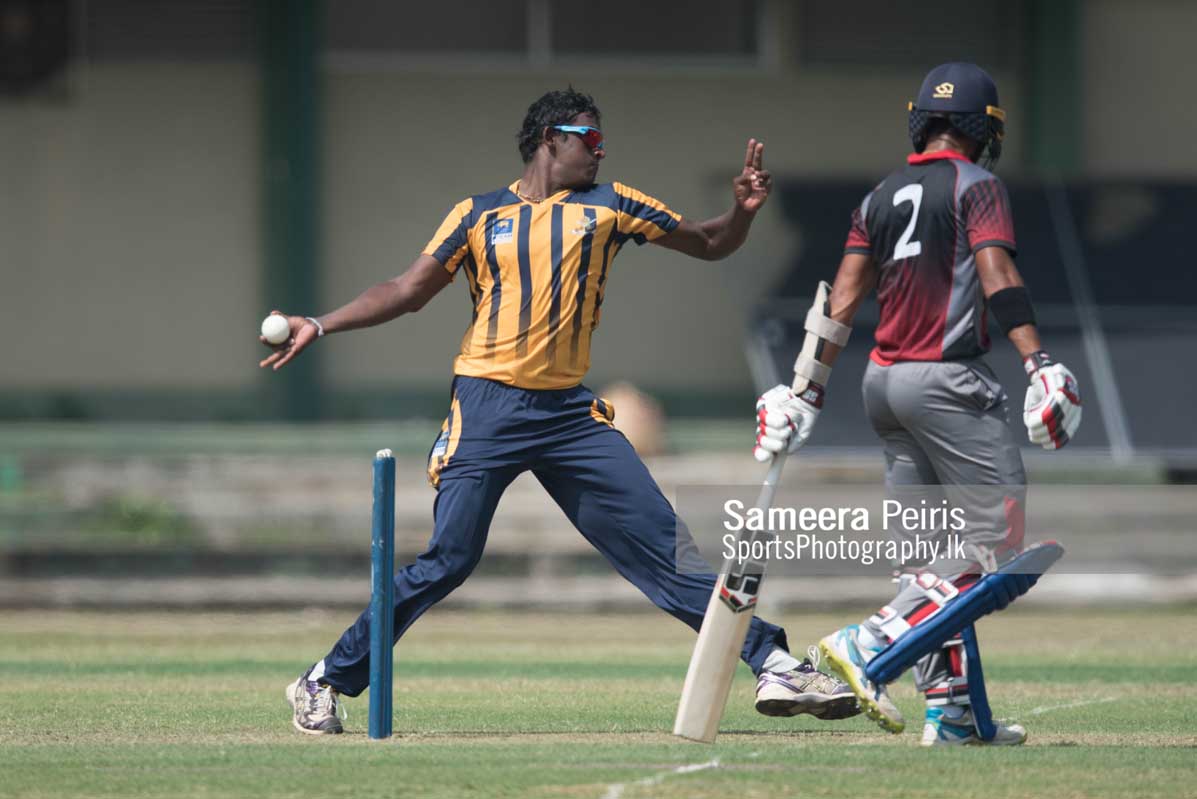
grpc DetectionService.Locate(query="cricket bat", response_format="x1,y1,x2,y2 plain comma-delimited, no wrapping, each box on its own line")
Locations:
673,281,838,743
672,453,788,743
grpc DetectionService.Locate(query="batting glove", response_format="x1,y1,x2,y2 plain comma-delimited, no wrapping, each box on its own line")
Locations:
753,384,823,462
1022,352,1082,450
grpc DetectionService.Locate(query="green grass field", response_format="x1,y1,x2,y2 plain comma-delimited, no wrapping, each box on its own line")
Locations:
3,608,1195,798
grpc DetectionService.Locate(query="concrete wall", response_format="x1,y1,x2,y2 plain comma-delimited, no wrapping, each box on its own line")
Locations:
0,64,260,390
1083,0,1197,177
0,0,1192,404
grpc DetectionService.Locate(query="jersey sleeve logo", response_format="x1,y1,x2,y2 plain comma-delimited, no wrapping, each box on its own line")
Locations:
491,218,514,245
933,82,954,99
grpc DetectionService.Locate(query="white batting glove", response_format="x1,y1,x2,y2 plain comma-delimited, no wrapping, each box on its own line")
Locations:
753,384,823,462
1022,353,1082,450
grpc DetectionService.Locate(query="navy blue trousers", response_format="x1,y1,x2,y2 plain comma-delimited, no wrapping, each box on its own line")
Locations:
321,376,788,696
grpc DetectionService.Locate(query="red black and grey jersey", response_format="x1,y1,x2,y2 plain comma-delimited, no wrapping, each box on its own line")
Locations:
843,150,1017,364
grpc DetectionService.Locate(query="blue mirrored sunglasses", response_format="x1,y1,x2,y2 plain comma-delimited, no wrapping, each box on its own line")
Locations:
551,125,604,152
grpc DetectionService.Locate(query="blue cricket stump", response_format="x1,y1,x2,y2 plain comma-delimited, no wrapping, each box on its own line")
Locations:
369,449,396,740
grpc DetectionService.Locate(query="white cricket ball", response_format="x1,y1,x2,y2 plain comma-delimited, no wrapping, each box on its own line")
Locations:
260,314,291,345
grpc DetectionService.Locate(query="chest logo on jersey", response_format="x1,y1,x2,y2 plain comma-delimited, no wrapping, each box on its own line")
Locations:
933,82,954,99
571,215,598,236
491,218,514,245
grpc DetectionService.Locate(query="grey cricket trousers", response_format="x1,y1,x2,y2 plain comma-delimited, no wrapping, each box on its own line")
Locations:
858,357,1027,700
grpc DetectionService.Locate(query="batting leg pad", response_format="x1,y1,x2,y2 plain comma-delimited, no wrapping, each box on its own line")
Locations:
865,541,1063,686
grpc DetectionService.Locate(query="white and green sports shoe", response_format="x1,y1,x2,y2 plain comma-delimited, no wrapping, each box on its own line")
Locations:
921,706,1027,747
818,624,905,734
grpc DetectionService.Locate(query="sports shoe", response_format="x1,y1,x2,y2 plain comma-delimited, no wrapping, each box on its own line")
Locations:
818,624,905,733
921,706,1027,746
285,665,344,735
755,647,861,720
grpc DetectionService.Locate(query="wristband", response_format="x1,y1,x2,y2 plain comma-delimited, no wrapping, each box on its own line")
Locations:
1023,350,1054,377
989,286,1036,335
799,383,825,409
304,317,325,338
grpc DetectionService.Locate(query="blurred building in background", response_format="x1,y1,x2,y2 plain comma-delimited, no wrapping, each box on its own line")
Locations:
0,0,1191,434
1,0,1194,609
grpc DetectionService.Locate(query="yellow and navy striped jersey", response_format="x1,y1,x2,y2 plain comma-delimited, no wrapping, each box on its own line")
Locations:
422,181,681,389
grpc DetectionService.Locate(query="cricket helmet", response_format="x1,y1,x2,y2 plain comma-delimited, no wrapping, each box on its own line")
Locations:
908,62,1006,167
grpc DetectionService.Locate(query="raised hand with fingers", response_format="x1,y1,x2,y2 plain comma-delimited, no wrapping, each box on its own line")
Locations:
258,311,322,371
733,138,772,214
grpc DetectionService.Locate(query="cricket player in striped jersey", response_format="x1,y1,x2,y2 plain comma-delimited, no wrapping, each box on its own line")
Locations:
262,88,857,735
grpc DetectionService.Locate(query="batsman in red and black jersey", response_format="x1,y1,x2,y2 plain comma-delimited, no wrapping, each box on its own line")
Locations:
753,63,1084,744
845,144,1018,363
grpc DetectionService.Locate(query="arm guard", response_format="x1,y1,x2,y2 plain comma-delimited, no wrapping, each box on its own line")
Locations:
793,281,851,392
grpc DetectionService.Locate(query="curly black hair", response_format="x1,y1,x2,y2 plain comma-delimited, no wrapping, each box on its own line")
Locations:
517,88,601,163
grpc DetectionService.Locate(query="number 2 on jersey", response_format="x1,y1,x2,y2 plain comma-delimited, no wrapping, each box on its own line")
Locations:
892,184,923,261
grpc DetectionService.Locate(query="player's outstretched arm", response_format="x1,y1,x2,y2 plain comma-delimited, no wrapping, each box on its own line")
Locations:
976,246,1082,448
258,255,452,371
654,139,772,261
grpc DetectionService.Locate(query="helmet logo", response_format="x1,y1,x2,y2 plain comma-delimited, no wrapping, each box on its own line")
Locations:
932,82,955,99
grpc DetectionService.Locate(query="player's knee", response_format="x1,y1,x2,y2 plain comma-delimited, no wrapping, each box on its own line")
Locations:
435,551,481,589
406,544,482,592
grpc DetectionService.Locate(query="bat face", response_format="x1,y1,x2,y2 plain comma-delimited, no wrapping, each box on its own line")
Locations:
675,454,791,743
673,581,755,742
675,280,828,742
674,542,769,741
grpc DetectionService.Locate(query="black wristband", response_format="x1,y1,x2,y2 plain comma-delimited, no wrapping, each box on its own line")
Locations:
1023,350,1054,377
988,286,1036,335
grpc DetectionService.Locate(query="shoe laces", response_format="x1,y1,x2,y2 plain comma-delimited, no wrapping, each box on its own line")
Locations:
791,646,843,694
307,681,344,721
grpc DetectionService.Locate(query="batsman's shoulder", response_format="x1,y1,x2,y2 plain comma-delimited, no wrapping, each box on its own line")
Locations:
953,158,1004,190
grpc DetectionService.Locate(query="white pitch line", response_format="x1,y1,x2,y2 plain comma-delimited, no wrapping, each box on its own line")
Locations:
601,758,720,799
1029,697,1117,716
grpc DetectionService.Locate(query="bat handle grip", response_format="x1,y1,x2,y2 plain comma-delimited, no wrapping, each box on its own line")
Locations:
756,451,787,510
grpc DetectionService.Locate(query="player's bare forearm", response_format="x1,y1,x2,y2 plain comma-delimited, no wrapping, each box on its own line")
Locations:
1005,324,1043,358
653,138,770,261
976,246,1043,358
819,253,878,367
318,256,452,334
655,206,756,261
260,255,452,371
702,205,756,259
